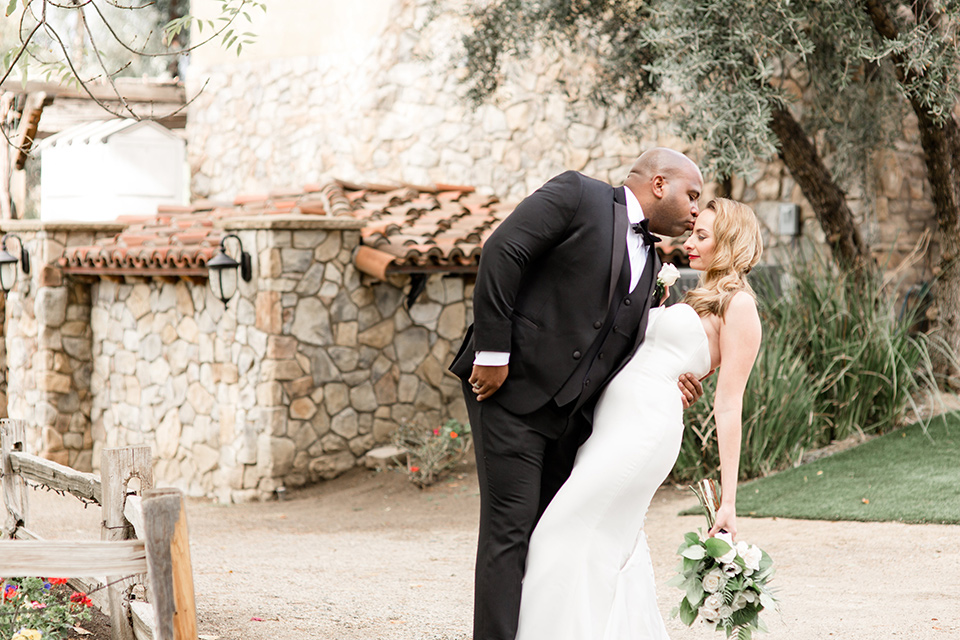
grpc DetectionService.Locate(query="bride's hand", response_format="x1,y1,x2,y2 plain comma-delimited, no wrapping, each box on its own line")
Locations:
709,504,737,541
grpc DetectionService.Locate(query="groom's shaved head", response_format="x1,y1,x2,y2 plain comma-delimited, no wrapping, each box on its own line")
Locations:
624,147,703,237
628,147,700,182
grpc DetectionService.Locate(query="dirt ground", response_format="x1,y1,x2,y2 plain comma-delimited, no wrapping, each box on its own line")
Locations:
27,460,960,640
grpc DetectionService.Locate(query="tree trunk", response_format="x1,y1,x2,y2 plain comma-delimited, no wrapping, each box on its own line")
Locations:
910,113,960,378
865,0,960,377
769,106,871,274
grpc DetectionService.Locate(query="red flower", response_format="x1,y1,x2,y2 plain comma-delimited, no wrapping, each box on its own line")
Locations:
70,591,93,607
47,577,69,585
450,432,459,439
433,428,440,436
410,466,420,473
3,584,18,600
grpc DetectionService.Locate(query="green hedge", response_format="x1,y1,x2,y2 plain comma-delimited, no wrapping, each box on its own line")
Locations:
673,256,945,483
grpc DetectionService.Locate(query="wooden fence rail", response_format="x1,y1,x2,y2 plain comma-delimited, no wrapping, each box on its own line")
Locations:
0,419,197,640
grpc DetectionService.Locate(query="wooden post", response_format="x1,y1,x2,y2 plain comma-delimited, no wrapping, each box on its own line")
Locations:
0,418,28,537
101,446,154,640
142,488,198,640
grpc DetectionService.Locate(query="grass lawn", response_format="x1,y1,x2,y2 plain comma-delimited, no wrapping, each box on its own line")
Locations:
727,411,960,524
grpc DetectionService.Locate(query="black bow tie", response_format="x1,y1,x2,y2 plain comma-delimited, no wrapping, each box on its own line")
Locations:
631,219,661,246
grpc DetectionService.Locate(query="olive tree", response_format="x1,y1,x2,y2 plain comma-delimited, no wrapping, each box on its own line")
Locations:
455,0,960,375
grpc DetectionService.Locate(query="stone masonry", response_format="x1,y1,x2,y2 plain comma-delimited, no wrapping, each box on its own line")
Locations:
1,215,473,502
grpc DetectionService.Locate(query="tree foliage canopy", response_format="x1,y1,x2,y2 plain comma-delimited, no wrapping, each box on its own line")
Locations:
1,0,264,120
460,0,960,183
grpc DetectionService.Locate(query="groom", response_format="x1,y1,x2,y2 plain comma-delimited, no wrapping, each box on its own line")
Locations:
450,148,706,640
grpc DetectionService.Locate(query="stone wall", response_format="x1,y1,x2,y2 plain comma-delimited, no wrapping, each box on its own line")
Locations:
0,221,126,470
186,1,669,204
2,217,472,502
185,0,942,286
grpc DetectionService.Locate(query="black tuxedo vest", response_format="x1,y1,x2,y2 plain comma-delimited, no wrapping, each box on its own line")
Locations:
553,246,655,410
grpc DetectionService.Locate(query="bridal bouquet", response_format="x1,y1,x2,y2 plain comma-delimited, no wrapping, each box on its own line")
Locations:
667,480,778,639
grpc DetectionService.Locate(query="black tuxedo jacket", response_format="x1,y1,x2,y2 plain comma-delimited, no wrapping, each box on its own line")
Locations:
450,170,661,415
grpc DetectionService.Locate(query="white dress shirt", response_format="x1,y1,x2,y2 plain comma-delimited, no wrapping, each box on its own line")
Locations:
474,188,651,367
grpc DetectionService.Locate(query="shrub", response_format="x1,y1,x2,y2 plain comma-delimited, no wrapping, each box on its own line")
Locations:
391,419,472,487
674,253,945,483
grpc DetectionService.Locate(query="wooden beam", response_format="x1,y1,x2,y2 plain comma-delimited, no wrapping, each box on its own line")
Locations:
8,450,102,504
130,600,157,640
142,488,197,640
14,91,54,170
62,266,210,278
124,494,146,541
0,79,185,104
0,540,147,576
101,446,154,640
1,419,29,536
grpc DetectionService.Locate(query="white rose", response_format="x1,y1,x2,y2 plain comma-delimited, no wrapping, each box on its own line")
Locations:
657,263,681,286
718,605,734,620
713,531,737,563
699,605,720,623
742,544,763,572
703,593,723,611
701,568,724,593
722,562,741,577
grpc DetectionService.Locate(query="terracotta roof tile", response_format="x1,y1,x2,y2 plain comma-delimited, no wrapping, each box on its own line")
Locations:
61,178,688,279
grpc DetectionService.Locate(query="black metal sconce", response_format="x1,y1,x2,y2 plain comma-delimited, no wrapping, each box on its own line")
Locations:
207,233,252,306
0,233,30,292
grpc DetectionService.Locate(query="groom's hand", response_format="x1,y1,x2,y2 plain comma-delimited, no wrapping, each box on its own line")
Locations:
470,365,508,402
679,371,709,408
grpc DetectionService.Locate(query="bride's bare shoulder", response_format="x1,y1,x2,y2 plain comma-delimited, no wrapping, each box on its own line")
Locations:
722,291,761,334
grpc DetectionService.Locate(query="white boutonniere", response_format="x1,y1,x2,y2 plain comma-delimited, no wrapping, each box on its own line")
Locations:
655,263,681,302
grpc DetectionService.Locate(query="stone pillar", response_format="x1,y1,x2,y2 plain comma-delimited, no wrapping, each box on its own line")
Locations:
0,221,124,470
217,215,366,502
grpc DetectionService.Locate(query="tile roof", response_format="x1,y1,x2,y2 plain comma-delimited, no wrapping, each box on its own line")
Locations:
59,180,687,279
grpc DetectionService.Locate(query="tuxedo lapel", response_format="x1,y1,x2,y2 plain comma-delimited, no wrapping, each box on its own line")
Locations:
608,188,629,309
631,248,661,353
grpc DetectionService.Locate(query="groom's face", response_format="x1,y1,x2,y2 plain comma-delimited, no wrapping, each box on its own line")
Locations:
648,166,703,237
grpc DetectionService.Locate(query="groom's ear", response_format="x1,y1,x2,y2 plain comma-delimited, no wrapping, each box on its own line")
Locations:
651,175,667,198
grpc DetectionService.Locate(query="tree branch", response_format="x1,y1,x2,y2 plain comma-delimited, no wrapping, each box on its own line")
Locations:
78,1,139,118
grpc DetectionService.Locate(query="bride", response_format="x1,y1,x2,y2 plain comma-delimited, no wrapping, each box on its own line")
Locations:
515,197,764,640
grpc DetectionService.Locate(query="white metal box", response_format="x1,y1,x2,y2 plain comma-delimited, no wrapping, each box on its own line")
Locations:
39,119,187,222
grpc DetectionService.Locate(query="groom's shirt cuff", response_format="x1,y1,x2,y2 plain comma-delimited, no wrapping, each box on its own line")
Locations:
474,351,510,366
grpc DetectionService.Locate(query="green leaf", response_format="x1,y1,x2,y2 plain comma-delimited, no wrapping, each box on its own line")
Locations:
684,531,701,546
704,537,732,558
679,597,698,626
681,545,706,560
759,592,777,611
5,0,17,17
665,573,686,588
685,579,705,608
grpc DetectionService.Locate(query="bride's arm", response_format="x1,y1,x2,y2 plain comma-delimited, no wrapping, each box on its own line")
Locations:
708,291,762,540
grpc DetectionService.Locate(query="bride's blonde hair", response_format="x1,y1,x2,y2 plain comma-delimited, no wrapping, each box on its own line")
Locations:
682,198,763,319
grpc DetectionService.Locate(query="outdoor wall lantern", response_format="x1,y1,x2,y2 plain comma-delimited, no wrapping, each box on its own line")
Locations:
208,233,252,306
0,233,31,293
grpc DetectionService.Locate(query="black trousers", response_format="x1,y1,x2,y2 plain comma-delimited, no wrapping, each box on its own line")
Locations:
463,381,589,640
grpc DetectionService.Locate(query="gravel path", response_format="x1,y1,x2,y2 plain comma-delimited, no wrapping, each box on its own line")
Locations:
28,462,960,639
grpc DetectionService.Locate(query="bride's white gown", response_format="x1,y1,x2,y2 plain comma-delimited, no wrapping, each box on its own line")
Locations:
517,303,712,640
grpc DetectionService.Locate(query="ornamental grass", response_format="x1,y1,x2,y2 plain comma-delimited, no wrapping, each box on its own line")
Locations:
674,252,950,483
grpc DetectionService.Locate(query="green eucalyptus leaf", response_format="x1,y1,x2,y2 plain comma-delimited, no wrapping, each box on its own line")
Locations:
685,579,705,608
5,0,18,17
704,537,732,558
679,597,698,626
681,545,706,560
